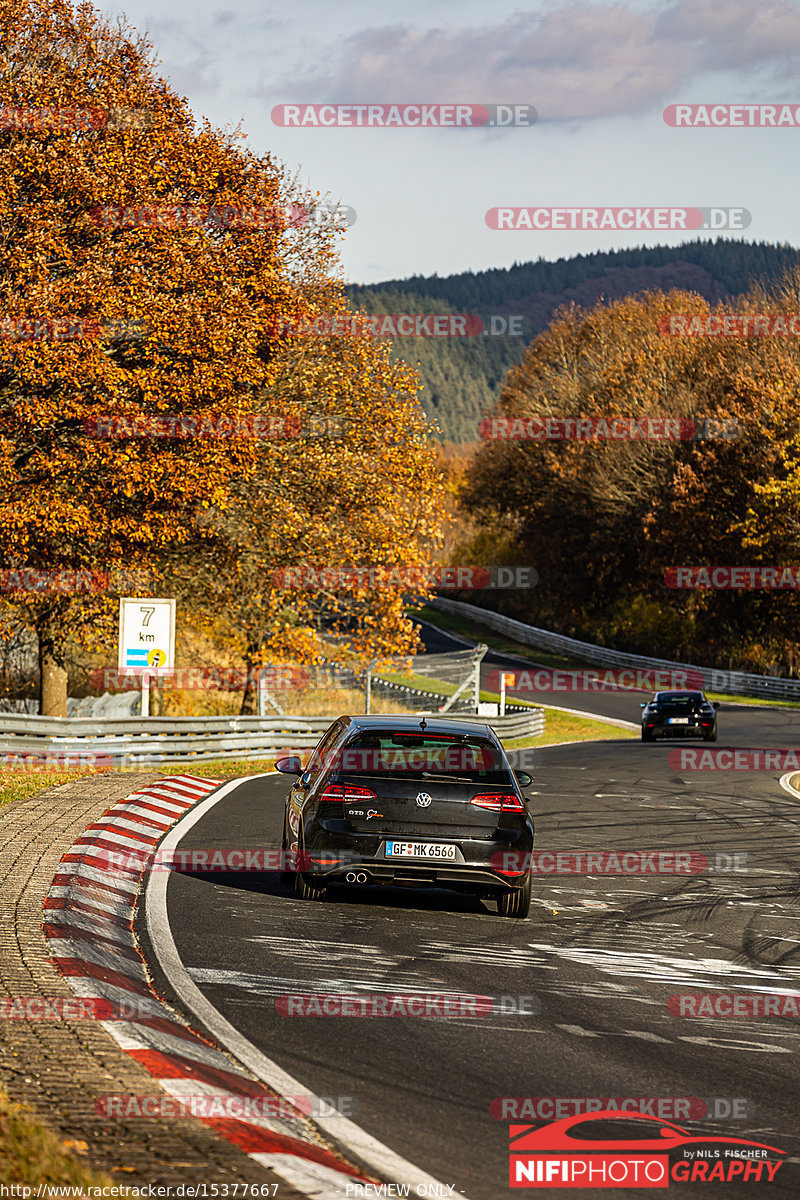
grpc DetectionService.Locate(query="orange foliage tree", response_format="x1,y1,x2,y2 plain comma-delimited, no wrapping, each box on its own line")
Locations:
460,281,800,670
0,0,445,712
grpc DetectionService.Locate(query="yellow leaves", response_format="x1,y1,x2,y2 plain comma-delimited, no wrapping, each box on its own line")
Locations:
0,0,447,675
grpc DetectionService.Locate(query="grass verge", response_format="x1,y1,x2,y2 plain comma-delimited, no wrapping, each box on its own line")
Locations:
0,1084,121,1190
410,605,594,670
503,708,637,748
704,690,800,709
0,766,114,813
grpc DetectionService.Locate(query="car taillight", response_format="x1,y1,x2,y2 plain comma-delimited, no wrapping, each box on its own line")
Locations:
470,792,525,813
319,783,377,803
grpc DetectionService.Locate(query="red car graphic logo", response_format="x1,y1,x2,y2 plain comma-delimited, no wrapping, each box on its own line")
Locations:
509,1110,785,1188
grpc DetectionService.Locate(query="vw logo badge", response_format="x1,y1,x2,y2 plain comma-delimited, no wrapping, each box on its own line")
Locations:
415,792,433,808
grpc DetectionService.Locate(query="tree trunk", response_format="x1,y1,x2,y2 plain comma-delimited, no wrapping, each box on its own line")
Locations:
38,623,68,716
240,643,260,715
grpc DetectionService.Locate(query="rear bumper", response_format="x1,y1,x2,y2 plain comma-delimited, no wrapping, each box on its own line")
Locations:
644,722,716,738
328,862,526,892
298,827,534,892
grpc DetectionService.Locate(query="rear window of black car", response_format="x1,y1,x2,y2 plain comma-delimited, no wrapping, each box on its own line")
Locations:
325,732,516,785
655,692,704,707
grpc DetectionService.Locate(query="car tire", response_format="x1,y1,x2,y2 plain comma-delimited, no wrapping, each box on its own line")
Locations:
294,869,327,901
704,729,718,742
498,871,532,918
641,729,654,742
280,818,293,885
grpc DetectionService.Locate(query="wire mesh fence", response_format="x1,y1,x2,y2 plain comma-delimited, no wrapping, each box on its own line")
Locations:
257,646,487,717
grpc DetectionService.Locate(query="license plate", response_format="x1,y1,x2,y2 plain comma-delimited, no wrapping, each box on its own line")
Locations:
668,717,689,724
385,841,457,860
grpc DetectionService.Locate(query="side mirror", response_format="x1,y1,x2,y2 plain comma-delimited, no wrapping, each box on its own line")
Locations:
640,703,647,708
275,755,302,775
713,702,720,710
515,770,533,787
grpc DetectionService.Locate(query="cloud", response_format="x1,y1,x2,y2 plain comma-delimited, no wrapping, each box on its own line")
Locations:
270,0,800,120
658,0,800,70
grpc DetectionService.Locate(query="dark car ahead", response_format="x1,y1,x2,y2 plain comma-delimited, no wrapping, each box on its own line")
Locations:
275,715,535,918
640,690,719,742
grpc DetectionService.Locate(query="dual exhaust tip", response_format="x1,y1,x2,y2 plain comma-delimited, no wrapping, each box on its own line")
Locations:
345,871,368,884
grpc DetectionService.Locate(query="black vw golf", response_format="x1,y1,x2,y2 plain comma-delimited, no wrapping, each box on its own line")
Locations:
640,690,719,741
275,715,535,918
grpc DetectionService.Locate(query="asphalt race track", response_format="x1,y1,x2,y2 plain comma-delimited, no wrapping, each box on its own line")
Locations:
144,641,800,1198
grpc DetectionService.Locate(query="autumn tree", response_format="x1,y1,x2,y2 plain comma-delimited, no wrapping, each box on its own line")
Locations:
459,279,800,671
0,0,411,713
637,275,800,670
158,304,445,713
459,291,709,634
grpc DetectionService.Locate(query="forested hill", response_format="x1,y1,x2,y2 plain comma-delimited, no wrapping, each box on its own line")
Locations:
346,239,800,442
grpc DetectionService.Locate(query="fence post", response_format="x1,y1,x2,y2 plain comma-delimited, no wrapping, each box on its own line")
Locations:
473,643,488,713
365,658,377,714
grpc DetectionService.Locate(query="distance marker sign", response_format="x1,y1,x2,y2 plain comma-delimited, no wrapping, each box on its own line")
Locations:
118,598,175,673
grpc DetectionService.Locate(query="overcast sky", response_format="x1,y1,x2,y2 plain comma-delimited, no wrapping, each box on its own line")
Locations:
100,0,800,283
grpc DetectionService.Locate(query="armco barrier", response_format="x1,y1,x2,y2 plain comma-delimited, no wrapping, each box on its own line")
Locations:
431,597,800,702
0,709,544,764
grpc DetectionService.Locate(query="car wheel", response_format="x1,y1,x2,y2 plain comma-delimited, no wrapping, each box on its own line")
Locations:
704,729,718,742
641,728,654,742
498,871,532,919
294,869,327,901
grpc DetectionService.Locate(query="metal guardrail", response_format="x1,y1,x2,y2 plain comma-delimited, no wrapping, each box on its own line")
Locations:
431,597,800,702
0,709,545,764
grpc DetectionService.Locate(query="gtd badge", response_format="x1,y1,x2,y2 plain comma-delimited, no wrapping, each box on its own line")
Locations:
415,792,433,808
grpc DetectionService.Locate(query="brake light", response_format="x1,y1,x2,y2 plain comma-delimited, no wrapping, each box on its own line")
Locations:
320,783,377,803
470,792,525,813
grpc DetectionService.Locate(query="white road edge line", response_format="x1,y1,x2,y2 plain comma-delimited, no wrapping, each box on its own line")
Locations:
144,773,472,1198
779,771,800,801
534,702,639,731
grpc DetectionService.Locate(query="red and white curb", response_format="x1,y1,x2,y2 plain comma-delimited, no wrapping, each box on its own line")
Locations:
43,774,372,1199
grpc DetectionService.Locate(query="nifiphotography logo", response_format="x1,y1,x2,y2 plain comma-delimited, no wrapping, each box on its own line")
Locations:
508,1110,786,1187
